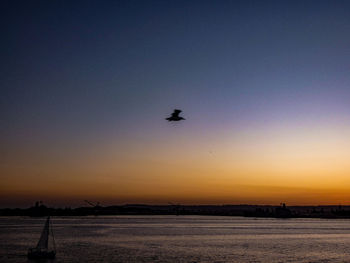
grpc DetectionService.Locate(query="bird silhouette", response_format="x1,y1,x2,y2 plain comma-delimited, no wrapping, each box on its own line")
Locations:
166,109,185,121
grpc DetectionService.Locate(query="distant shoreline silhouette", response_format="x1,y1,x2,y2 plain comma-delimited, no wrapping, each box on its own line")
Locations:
1,202,350,219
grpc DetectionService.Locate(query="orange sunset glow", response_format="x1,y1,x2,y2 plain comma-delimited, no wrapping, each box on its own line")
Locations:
2,118,350,207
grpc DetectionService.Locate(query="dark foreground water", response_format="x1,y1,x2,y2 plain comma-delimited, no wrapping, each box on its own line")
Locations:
1,216,350,263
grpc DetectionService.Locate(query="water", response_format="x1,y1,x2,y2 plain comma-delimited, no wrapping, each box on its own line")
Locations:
1,215,350,262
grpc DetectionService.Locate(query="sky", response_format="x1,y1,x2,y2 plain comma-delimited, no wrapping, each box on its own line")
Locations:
1,0,350,207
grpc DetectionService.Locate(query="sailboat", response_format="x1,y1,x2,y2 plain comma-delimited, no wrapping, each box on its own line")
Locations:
27,216,56,259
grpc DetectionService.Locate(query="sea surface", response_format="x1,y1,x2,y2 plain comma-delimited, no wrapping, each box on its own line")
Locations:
1,215,350,263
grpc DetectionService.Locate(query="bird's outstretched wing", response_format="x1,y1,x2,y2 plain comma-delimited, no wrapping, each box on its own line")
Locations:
171,109,182,117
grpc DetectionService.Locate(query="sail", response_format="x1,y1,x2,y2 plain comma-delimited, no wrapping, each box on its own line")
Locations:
36,217,50,249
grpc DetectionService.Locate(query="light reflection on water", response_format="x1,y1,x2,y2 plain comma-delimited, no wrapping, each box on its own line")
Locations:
1,216,350,262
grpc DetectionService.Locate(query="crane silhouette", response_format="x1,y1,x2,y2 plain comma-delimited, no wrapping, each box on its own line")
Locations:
84,200,101,208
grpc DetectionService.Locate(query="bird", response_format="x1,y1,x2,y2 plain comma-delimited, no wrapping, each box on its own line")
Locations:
166,109,185,121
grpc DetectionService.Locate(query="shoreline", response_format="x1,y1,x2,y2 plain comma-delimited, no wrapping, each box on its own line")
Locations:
2,204,350,219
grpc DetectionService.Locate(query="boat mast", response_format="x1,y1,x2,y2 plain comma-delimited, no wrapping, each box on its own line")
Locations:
36,216,50,250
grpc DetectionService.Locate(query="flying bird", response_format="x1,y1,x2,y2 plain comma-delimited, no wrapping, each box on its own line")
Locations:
166,109,185,121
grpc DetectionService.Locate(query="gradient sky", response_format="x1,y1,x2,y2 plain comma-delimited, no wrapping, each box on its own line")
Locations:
2,0,350,207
